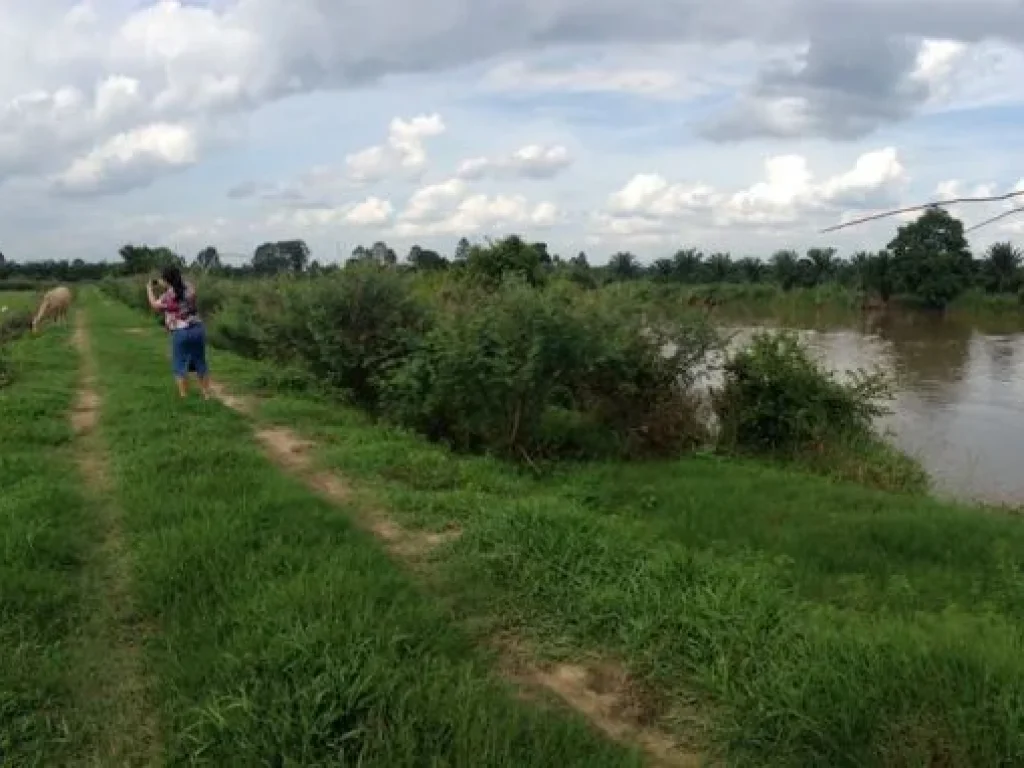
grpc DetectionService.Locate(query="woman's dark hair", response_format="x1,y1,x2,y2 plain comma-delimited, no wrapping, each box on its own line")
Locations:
161,265,186,301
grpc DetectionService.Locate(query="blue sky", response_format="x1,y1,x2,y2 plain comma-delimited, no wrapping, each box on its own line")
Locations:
0,0,1022,265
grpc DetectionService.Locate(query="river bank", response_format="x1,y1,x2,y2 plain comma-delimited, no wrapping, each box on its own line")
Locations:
657,283,1024,330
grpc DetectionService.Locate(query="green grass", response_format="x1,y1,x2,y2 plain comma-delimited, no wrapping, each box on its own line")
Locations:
0,321,96,764
204,320,1024,765
0,290,38,311
79,293,642,766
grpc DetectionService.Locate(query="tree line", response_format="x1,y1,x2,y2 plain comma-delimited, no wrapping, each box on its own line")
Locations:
1,207,1021,309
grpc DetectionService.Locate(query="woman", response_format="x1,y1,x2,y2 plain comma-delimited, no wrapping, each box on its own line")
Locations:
147,266,212,399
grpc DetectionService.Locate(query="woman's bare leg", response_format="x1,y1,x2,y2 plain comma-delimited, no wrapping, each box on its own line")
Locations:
198,375,212,400
176,376,188,398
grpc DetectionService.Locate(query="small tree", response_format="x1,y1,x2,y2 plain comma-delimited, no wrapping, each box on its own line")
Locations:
607,251,640,281
888,207,973,309
407,245,448,271
193,246,222,272
465,235,546,288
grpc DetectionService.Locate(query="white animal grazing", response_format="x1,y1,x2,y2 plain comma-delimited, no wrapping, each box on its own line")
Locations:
32,286,73,332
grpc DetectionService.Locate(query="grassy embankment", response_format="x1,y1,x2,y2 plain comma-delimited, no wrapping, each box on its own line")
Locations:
69,294,645,765
0,318,97,763
97,284,1024,766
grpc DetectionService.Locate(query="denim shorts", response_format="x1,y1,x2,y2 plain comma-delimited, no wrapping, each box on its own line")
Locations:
170,322,208,378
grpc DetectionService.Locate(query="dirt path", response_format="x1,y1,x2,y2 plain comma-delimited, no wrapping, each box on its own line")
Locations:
211,381,706,767
71,310,160,766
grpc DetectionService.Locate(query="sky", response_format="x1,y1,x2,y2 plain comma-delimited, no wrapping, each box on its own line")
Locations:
1,0,1024,266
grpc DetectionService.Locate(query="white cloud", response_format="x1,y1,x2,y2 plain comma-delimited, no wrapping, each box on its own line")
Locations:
484,60,679,98
395,179,560,236
455,157,491,180
52,122,198,196
345,196,394,226
400,178,468,224
456,144,572,180
346,114,446,182
599,148,908,238
268,196,395,229
817,148,906,207
935,179,1000,201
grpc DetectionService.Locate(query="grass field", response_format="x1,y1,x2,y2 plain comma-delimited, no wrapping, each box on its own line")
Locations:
4,288,1024,766
0,289,39,313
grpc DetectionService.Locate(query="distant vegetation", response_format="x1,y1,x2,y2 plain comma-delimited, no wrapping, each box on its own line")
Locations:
4,207,1022,312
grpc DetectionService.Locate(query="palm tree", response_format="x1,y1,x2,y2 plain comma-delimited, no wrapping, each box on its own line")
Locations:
771,249,800,291
707,252,734,282
805,247,838,286
982,241,1023,294
671,248,704,283
737,257,765,283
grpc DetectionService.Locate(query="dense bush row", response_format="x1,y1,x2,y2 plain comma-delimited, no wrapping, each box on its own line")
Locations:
101,241,916,484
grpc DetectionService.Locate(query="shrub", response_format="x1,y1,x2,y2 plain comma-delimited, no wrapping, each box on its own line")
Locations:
214,266,430,408
382,278,717,460
713,330,891,456
566,284,718,457
0,309,33,344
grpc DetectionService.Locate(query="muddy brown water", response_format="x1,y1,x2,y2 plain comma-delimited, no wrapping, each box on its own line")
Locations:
711,307,1024,507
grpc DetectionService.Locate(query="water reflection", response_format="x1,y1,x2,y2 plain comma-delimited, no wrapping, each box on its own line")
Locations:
715,306,1024,506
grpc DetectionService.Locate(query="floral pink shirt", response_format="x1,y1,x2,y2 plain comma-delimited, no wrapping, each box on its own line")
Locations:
157,283,199,331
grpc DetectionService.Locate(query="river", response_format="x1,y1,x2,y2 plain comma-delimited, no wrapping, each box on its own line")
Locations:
714,308,1024,507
